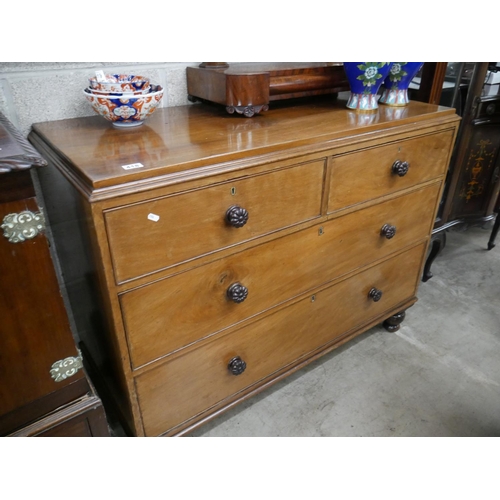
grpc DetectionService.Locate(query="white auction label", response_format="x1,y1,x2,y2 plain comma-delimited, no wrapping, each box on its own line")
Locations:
95,70,106,82
122,163,144,170
148,213,160,222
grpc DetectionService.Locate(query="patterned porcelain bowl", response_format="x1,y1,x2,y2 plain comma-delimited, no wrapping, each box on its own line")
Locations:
83,84,164,128
88,74,150,93
86,86,151,97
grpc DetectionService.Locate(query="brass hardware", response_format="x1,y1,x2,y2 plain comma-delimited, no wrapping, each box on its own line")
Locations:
311,295,316,302
231,186,237,195
1,210,45,243
50,350,83,382
318,226,324,235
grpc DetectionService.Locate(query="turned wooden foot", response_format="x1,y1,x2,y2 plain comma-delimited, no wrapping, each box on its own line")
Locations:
422,231,446,282
383,311,406,332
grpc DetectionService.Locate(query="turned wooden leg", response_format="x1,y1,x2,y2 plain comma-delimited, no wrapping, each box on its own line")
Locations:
383,311,406,332
487,212,500,250
422,231,447,282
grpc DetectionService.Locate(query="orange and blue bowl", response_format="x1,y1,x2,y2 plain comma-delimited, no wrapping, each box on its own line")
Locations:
83,84,164,128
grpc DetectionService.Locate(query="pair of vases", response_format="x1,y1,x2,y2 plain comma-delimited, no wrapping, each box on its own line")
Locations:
344,62,423,111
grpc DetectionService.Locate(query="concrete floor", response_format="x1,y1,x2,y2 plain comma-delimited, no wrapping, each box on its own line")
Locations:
190,223,500,437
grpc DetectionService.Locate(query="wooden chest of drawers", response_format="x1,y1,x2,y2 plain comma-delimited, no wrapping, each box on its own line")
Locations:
29,97,459,436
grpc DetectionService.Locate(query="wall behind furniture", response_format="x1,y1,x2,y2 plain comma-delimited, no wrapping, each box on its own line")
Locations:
0,62,197,137
0,62,197,348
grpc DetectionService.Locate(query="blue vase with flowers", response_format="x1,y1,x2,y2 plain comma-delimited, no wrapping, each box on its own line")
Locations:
343,62,391,111
379,62,424,106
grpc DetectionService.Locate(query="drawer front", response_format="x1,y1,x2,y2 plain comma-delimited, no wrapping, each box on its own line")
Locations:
136,243,425,436
328,129,454,212
122,182,440,368
105,160,325,283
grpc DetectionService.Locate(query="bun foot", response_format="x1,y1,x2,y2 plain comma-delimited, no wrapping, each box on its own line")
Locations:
383,311,406,332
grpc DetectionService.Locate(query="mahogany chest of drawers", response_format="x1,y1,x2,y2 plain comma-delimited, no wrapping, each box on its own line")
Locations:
29,97,460,436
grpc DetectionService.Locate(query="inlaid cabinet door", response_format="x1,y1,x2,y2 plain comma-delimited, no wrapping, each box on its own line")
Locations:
0,193,88,434
450,121,500,220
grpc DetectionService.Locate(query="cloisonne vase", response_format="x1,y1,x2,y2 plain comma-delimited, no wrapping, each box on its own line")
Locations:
379,62,424,106
344,62,391,111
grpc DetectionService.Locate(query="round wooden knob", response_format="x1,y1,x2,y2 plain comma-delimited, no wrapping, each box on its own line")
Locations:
381,223,397,239
225,205,249,228
392,160,409,177
227,282,248,303
368,287,383,302
228,356,246,375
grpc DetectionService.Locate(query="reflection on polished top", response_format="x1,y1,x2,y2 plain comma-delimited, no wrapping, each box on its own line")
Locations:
30,96,457,197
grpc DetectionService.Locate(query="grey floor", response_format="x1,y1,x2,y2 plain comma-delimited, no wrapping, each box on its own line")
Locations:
189,223,500,437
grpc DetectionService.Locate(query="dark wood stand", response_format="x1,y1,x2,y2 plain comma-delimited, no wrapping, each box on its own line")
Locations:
0,113,109,437
186,62,349,117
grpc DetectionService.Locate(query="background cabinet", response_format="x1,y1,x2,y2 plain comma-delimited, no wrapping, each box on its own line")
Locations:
0,113,109,437
415,63,500,280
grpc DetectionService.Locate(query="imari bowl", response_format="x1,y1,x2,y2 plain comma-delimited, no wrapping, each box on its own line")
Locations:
87,86,151,97
88,74,150,93
83,84,164,128
343,62,391,112
379,62,424,106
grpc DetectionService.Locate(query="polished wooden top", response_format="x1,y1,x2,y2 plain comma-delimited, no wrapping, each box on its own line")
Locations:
29,96,459,197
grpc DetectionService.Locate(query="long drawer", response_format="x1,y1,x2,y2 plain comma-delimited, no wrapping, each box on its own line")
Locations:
328,129,454,211
104,159,325,283
135,243,425,436
121,182,440,368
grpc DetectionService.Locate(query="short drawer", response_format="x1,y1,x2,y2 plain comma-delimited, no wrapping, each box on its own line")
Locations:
105,159,325,283
328,129,455,212
135,243,425,436
121,182,440,368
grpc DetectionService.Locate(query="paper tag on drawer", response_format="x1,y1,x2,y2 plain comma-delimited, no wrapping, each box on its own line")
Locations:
122,162,144,170
147,213,160,222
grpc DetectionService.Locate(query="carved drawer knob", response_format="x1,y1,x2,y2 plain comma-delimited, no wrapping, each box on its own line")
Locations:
227,282,248,303
225,205,249,228
392,160,409,177
381,223,397,239
228,356,246,375
368,287,383,302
